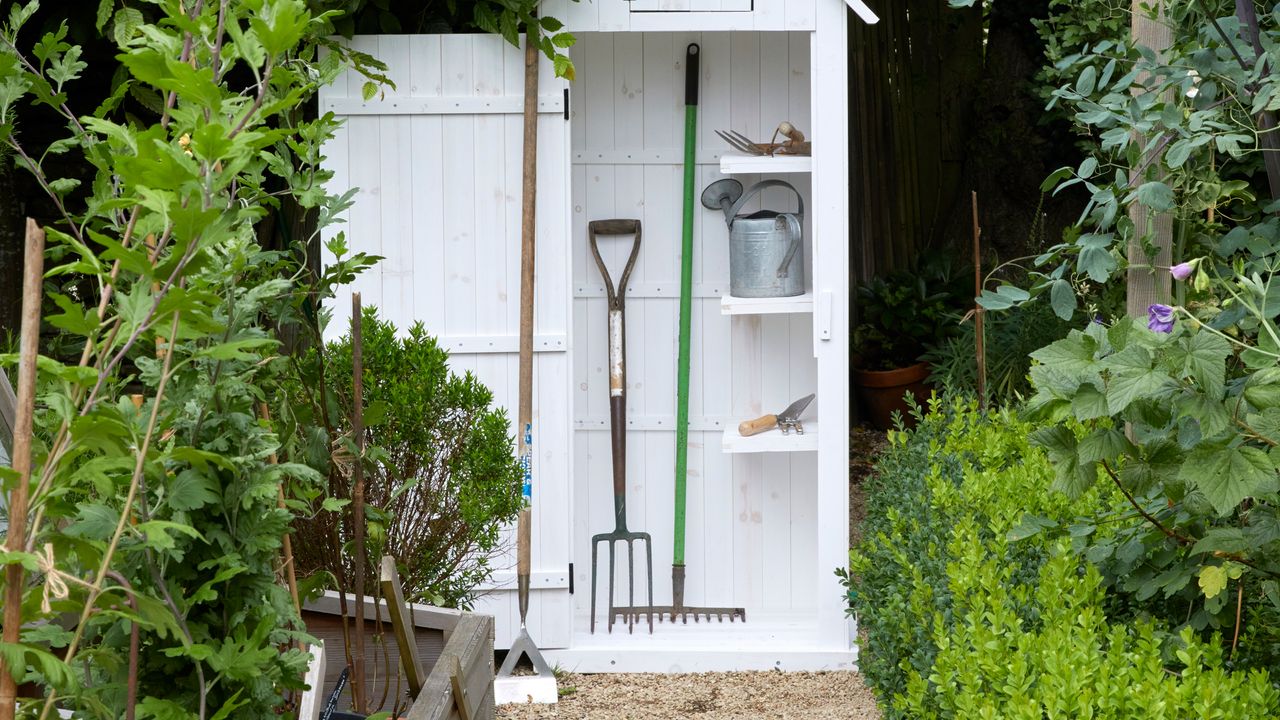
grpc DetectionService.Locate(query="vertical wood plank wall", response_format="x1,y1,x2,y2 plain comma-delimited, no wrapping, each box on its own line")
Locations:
319,35,575,648
570,32,819,627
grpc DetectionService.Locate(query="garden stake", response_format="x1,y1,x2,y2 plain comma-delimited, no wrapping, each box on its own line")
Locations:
351,292,367,714
494,26,557,704
587,219,654,634
0,219,45,720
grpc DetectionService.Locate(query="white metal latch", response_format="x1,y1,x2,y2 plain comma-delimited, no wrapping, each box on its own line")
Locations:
816,289,833,342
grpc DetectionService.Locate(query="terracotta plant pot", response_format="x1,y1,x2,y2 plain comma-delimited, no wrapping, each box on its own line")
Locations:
853,362,932,431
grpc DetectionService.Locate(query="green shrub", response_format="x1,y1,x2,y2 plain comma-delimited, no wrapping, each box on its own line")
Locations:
902,532,1279,718
285,308,523,607
846,398,1280,718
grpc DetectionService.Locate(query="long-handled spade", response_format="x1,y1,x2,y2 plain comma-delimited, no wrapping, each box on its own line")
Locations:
494,27,557,705
588,219,655,635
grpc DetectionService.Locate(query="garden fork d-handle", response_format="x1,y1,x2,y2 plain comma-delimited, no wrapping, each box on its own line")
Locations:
589,219,642,529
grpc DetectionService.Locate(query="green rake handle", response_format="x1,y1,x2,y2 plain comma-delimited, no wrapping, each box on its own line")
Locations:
674,43,699,568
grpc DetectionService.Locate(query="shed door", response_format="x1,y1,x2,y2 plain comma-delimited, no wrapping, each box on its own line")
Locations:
319,34,574,649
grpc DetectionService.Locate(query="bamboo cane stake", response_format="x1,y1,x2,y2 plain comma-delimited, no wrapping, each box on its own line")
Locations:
258,403,300,615
350,292,367,713
972,192,986,410
0,220,46,720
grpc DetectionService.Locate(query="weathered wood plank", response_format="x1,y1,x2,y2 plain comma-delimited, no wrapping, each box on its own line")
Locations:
405,614,494,720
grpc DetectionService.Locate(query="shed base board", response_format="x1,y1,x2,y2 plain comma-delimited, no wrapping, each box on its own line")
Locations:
544,647,858,673
544,611,858,672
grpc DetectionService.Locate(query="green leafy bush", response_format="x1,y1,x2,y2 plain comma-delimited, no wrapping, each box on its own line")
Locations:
901,532,1279,718
845,398,1279,718
285,308,523,608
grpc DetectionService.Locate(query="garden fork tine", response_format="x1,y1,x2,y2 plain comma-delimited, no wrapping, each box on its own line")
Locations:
716,129,765,155
587,219,654,635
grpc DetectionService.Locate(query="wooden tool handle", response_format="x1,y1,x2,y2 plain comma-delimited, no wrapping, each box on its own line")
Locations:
738,414,778,437
517,507,531,576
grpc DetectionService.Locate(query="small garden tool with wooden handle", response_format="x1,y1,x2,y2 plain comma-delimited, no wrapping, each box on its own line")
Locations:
738,393,815,437
588,219,655,635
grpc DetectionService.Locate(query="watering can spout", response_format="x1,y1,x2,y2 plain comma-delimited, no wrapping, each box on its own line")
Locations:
700,178,745,226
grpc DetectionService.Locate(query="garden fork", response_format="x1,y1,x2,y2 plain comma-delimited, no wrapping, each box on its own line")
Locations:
587,219,654,635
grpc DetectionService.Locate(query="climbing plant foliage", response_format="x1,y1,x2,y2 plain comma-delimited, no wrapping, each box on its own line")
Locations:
0,0,377,716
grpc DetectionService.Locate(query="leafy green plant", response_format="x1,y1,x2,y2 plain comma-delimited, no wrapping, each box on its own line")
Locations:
843,398,1120,716
900,532,1279,718
971,1,1280,666
285,308,523,608
853,260,968,370
922,298,1073,403
845,398,1280,717
0,0,372,716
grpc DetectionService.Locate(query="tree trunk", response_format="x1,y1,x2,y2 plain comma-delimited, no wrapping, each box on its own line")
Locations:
1126,0,1173,319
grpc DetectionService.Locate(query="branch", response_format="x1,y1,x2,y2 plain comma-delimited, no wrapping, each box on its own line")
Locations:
1100,459,1194,545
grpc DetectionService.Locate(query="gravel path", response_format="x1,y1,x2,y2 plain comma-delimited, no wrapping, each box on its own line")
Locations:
498,427,888,720
497,671,880,719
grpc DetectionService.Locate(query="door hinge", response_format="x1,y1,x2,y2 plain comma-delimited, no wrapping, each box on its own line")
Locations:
568,563,574,594
563,88,569,121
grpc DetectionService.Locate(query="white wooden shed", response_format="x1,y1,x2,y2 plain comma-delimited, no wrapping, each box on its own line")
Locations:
319,0,874,673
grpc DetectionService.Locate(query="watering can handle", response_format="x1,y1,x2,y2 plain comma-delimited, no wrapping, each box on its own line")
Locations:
775,214,803,278
727,179,804,220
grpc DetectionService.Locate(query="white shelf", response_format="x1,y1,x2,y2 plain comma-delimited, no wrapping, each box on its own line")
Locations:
720,292,814,316
721,421,818,454
719,151,812,174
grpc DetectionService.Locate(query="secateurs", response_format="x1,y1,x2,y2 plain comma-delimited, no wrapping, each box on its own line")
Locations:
587,219,654,635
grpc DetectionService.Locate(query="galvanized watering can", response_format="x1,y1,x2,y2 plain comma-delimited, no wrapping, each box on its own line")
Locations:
701,178,805,298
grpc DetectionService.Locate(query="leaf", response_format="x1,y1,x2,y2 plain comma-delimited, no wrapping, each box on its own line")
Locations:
168,469,221,512
198,338,278,361
1076,233,1117,282
1198,564,1228,599
1007,514,1056,542
135,520,203,552
362,81,377,102
67,503,120,541
1175,330,1230,398
1180,444,1276,516
1029,425,1097,498
1030,331,1098,373
321,497,350,513
1190,528,1249,556
1135,181,1175,212
111,7,144,47
1049,279,1076,321
1078,428,1131,463
1076,65,1098,95
1104,345,1171,413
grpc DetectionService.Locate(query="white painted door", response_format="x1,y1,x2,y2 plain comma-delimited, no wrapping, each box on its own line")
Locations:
319,35,575,649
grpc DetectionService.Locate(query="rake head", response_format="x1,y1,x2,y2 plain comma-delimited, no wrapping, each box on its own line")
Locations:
590,529,654,634
613,564,747,626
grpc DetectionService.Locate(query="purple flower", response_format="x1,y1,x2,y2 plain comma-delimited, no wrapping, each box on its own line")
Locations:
1147,304,1175,333
1170,260,1197,281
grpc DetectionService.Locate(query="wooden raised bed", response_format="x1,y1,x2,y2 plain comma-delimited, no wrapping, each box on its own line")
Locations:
301,591,495,720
